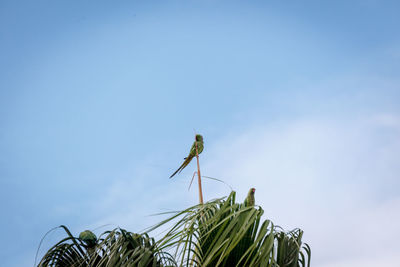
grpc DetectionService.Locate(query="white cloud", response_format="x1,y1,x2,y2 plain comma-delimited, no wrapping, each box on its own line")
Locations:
320,253,400,267
86,156,202,235
90,114,400,266
200,115,400,266
371,113,400,129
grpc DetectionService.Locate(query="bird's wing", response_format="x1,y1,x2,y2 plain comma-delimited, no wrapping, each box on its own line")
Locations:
188,141,203,156
169,140,203,179
189,141,197,157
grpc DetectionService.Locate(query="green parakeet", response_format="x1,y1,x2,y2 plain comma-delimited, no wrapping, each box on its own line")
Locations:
79,230,97,248
244,188,255,207
170,134,204,178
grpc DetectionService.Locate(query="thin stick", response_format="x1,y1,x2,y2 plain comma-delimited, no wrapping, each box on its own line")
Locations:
188,171,197,191
195,138,204,204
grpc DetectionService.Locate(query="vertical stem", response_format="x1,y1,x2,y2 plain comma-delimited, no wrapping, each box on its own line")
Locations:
195,141,204,204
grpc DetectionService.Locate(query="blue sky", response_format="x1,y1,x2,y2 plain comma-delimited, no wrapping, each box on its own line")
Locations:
1,1,399,266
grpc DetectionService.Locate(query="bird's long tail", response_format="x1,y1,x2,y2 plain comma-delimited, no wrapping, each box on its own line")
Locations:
169,156,193,178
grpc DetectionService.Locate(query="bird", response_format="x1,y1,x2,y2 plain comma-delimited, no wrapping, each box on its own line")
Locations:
79,230,97,248
244,188,256,207
170,134,204,178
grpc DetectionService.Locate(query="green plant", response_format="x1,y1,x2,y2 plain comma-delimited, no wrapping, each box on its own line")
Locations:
149,191,311,267
37,226,176,266
37,191,311,266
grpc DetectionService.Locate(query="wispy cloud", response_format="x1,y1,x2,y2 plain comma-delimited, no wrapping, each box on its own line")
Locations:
199,114,400,266
89,113,400,266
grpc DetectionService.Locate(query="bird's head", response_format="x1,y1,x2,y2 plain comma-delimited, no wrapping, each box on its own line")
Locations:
249,188,255,195
195,134,203,142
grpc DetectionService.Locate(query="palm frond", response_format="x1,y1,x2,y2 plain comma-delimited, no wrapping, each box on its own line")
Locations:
37,227,176,267
150,191,311,267
38,191,311,267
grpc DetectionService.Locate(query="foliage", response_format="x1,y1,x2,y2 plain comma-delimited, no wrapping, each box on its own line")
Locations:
150,191,310,267
36,226,176,267
37,191,310,266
